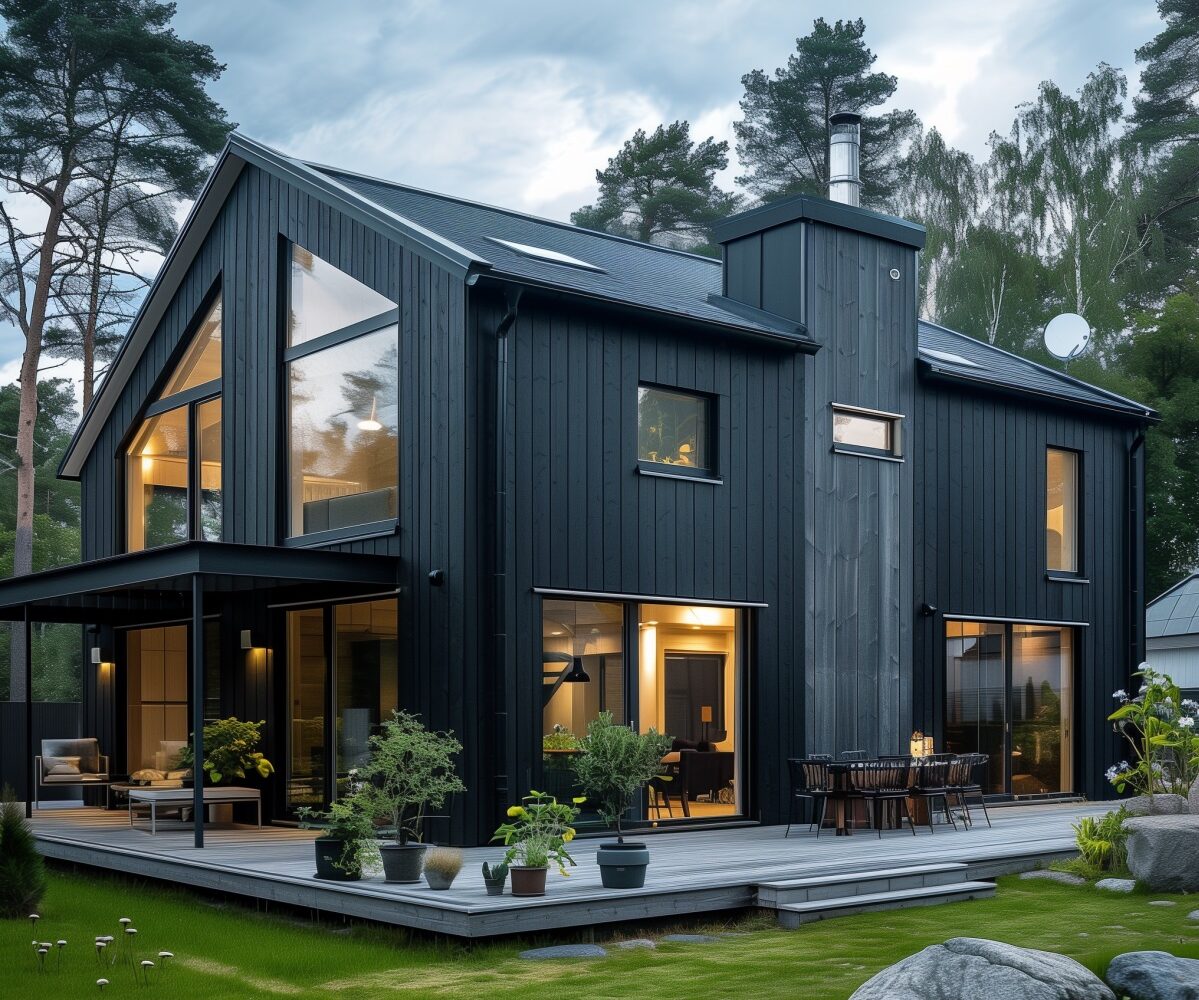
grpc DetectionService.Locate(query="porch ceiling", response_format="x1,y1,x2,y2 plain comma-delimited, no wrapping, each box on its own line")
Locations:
0,541,400,623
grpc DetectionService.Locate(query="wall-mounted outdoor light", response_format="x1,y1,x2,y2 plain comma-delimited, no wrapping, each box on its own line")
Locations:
240,629,253,650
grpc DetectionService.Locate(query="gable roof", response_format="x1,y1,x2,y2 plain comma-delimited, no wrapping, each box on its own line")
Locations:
59,133,1154,479
1147,573,1199,638
917,321,1156,420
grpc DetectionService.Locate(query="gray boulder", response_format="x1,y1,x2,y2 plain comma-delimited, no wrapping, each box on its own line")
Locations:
519,944,607,960
1019,869,1086,886
1125,794,1190,817
1126,815,1199,892
849,937,1114,1000
1096,878,1137,892
1106,951,1199,1000
1190,778,1199,816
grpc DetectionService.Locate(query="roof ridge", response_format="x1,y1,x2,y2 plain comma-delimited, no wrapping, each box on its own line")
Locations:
306,160,724,267
1147,571,1199,608
918,319,1154,416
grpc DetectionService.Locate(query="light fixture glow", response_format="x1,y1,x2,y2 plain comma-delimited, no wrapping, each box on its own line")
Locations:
357,395,382,432
240,629,253,650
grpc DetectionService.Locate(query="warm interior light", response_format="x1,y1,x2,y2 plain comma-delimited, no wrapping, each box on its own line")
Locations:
700,705,714,724
357,395,382,432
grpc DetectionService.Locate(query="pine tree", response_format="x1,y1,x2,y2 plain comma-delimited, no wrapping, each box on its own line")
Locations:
0,786,46,918
733,18,919,207
571,121,740,256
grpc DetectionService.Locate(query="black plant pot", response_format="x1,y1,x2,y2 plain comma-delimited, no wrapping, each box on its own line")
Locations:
380,843,427,884
314,838,361,881
596,842,650,889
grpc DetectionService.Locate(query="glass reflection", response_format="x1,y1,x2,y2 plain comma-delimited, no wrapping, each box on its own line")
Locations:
126,406,189,551
288,246,395,348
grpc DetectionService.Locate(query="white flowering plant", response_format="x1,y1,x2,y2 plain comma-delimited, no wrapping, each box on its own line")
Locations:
1108,664,1199,797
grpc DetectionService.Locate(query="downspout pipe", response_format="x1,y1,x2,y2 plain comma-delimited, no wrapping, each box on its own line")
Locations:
1127,429,1147,674
492,287,521,814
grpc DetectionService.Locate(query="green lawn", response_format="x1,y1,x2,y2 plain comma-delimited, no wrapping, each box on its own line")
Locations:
4,870,1198,998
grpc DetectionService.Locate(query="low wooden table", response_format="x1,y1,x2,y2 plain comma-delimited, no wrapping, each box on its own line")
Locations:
127,787,261,834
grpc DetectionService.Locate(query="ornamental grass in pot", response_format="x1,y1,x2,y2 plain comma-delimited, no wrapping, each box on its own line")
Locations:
571,711,672,889
352,711,466,884
492,791,581,897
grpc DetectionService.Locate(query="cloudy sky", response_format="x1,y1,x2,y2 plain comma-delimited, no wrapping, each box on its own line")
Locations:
0,0,1163,390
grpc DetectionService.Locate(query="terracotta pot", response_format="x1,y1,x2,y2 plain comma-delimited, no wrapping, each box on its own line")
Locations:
510,865,549,897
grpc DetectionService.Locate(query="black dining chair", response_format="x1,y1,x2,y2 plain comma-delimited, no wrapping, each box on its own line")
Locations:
858,761,917,838
808,753,833,762
785,758,831,838
909,759,958,833
949,753,993,828
839,749,869,761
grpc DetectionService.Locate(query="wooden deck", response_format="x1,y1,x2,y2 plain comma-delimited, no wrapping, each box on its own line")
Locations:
30,801,1101,938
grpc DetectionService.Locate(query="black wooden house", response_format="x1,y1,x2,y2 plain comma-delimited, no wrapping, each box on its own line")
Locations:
0,125,1155,845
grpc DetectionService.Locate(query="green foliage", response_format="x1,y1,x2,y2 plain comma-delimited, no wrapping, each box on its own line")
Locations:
0,785,46,918
1129,0,1199,149
297,794,377,877
1072,807,1131,875
734,17,919,207
541,724,580,752
492,790,580,876
1107,665,1199,796
177,718,274,785
349,711,466,846
481,860,508,881
571,120,739,255
570,711,671,840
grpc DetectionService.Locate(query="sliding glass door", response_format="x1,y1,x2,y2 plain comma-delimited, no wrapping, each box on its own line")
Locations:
944,620,1075,797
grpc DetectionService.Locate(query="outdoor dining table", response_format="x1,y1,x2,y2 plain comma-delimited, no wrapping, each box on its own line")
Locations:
822,759,933,836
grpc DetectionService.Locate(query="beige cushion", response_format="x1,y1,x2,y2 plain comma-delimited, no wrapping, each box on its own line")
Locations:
131,769,168,783
44,756,81,776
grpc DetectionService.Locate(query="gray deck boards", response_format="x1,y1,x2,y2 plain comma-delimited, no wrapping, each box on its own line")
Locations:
30,802,1101,938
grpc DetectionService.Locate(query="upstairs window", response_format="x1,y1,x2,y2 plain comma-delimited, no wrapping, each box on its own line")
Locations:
126,298,223,551
637,384,714,478
1046,447,1080,574
832,404,902,459
286,245,398,539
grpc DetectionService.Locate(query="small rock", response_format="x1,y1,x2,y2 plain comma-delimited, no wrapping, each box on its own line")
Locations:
1188,911,1199,921
615,938,655,950
1078,932,1090,938
1106,950,1199,1000
850,937,1114,999
519,944,607,960
1148,900,1178,907
1125,794,1190,817
661,933,720,943
1097,878,1137,893
1020,869,1086,886
1189,778,1199,816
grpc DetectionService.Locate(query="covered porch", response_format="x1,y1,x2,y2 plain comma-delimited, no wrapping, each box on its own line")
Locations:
0,541,399,846
27,799,1102,938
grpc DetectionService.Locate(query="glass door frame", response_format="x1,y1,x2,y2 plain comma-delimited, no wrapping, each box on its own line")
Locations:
942,617,1078,799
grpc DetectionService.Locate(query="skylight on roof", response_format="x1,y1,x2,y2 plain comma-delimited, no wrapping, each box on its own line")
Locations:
920,347,981,369
485,236,606,273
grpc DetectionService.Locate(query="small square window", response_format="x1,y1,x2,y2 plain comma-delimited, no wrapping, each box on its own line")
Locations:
832,405,902,458
638,385,713,476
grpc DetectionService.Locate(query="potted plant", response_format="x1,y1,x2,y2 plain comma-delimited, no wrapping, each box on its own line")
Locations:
177,717,274,824
298,793,374,882
571,711,672,889
481,860,508,896
422,847,463,890
492,790,580,897
352,711,466,884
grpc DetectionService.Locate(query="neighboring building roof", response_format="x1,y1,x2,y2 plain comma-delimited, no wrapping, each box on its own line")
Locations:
58,133,1155,479
917,321,1157,421
1147,573,1199,639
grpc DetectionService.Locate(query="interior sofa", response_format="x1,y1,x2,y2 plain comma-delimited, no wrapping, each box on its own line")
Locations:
34,737,111,809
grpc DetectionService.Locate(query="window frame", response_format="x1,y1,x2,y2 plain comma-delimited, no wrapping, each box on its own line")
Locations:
122,284,224,552
830,403,904,461
282,240,400,545
635,381,719,483
1045,445,1084,580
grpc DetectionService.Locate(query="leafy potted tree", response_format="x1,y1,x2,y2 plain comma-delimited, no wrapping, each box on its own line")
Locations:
177,717,274,824
571,711,672,888
298,793,374,882
353,711,466,884
492,791,581,897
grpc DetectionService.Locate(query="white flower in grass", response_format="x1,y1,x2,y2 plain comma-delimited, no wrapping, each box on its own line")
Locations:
96,979,109,991
1181,716,1195,729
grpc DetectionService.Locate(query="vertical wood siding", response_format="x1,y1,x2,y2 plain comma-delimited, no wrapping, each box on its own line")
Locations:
912,382,1140,800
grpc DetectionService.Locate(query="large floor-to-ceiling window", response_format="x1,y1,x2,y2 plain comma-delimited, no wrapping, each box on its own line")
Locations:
285,598,398,810
540,598,744,824
944,619,1074,797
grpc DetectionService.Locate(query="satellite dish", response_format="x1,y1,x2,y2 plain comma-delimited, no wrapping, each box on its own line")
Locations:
1043,313,1091,361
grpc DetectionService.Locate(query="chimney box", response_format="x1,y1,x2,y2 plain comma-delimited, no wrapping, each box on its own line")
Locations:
828,111,862,207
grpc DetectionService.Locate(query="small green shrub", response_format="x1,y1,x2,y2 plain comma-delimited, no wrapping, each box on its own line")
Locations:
1073,807,1130,873
0,785,46,918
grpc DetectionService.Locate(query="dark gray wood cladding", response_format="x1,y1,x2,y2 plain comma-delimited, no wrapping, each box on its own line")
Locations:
911,382,1142,800
478,286,806,827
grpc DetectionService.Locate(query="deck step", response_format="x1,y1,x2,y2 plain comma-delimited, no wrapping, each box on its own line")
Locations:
774,880,996,928
757,862,969,907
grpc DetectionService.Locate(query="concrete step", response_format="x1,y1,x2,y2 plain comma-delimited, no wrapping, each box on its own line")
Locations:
775,880,996,928
757,862,969,907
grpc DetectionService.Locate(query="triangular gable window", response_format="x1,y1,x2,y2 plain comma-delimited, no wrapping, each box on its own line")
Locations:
288,245,395,348
162,298,222,397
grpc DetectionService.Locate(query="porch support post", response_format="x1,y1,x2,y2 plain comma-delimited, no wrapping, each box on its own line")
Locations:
23,603,33,818
191,574,205,848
